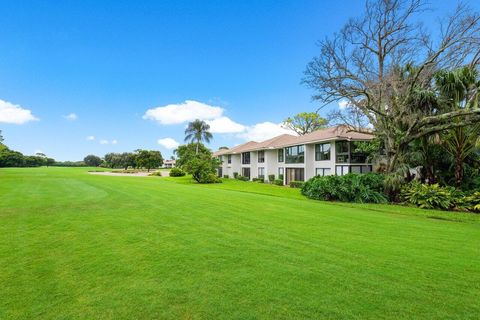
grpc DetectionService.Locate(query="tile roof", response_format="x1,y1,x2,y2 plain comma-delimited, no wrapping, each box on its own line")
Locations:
212,125,373,155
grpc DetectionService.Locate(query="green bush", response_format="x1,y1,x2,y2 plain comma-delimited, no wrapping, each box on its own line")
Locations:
402,183,480,212
401,182,455,210
233,172,239,179
268,174,275,183
273,179,284,186
301,173,387,203
279,174,284,181
289,181,304,188
169,168,186,177
223,175,229,179
465,192,480,212
149,171,162,176
236,175,249,181
252,178,265,183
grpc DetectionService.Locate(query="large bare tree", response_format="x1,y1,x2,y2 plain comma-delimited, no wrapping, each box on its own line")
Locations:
303,0,480,175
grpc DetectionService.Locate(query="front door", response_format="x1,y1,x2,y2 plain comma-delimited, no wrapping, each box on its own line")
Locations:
285,168,304,185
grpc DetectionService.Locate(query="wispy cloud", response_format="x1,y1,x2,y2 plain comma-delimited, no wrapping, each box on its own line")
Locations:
86,135,95,141
99,139,109,145
0,99,39,124
143,100,223,125
63,113,78,121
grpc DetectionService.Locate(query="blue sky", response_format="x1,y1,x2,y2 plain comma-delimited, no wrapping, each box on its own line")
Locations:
1,0,478,160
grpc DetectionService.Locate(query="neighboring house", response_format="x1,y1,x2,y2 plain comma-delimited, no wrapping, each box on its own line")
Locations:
213,125,374,185
163,159,176,168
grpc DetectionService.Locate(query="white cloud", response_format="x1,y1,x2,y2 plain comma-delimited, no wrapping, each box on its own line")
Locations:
0,99,38,124
111,139,117,145
157,137,180,149
35,149,44,155
63,113,78,121
143,100,223,125
99,139,109,145
237,122,296,142
206,116,246,133
338,100,350,109
86,135,95,141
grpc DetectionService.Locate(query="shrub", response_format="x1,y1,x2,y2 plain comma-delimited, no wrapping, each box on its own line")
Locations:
236,175,249,181
268,174,275,183
465,192,480,212
279,174,284,181
183,155,221,184
252,178,265,183
223,175,229,179
401,182,454,210
169,168,186,177
149,171,162,176
301,173,387,203
233,172,239,179
274,179,284,186
290,181,304,188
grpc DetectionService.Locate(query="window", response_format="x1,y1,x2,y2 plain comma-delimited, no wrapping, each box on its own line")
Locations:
315,143,331,161
258,150,265,163
286,168,305,184
350,141,368,163
336,165,350,176
350,165,372,174
285,145,304,164
278,149,284,162
242,167,251,179
316,168,331,176
242,152,250,164
258,167,265,179
278,167,284,176
336,141,349,163
227,155,231,164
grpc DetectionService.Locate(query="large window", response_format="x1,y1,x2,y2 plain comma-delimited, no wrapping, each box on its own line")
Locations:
278,167,284,177
242,152,250,164
286,168,305,184
258,167,265,179
315,143,331,161
285,145,304,164
350,141,368,163
336,141,349,163
258,150,265,163
316,168,331,176
227,155,231,164
278,149,284,162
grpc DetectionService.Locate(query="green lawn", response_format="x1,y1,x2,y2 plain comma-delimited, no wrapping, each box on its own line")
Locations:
1,167,479,319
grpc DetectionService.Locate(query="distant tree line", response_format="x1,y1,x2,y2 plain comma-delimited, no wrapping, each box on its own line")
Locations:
0,130,56,167
84,150,164,172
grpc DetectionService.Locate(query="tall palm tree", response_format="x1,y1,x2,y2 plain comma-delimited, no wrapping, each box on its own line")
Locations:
435,67,480,185
184,119,213,154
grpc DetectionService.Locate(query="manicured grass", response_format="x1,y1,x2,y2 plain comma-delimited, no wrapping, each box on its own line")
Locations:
1,167,479,319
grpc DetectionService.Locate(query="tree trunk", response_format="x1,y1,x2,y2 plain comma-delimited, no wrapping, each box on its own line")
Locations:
454,155,463,186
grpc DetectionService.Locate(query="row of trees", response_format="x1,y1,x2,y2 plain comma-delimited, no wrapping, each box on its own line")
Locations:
84,150,164,172
302,0,480,196
0,130,56,167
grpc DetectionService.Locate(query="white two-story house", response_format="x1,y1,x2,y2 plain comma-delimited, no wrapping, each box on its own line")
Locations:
213,125,375,185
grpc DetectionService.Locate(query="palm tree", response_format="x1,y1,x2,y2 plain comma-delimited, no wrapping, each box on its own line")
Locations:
435,67,480,185
184,119,213,154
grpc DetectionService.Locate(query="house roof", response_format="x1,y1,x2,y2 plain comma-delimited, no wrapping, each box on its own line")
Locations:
212,141,259,156
212,125,373,156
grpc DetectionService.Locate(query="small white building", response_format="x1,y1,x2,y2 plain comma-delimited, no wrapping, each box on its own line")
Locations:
213,126,375,185
163,159,176,168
